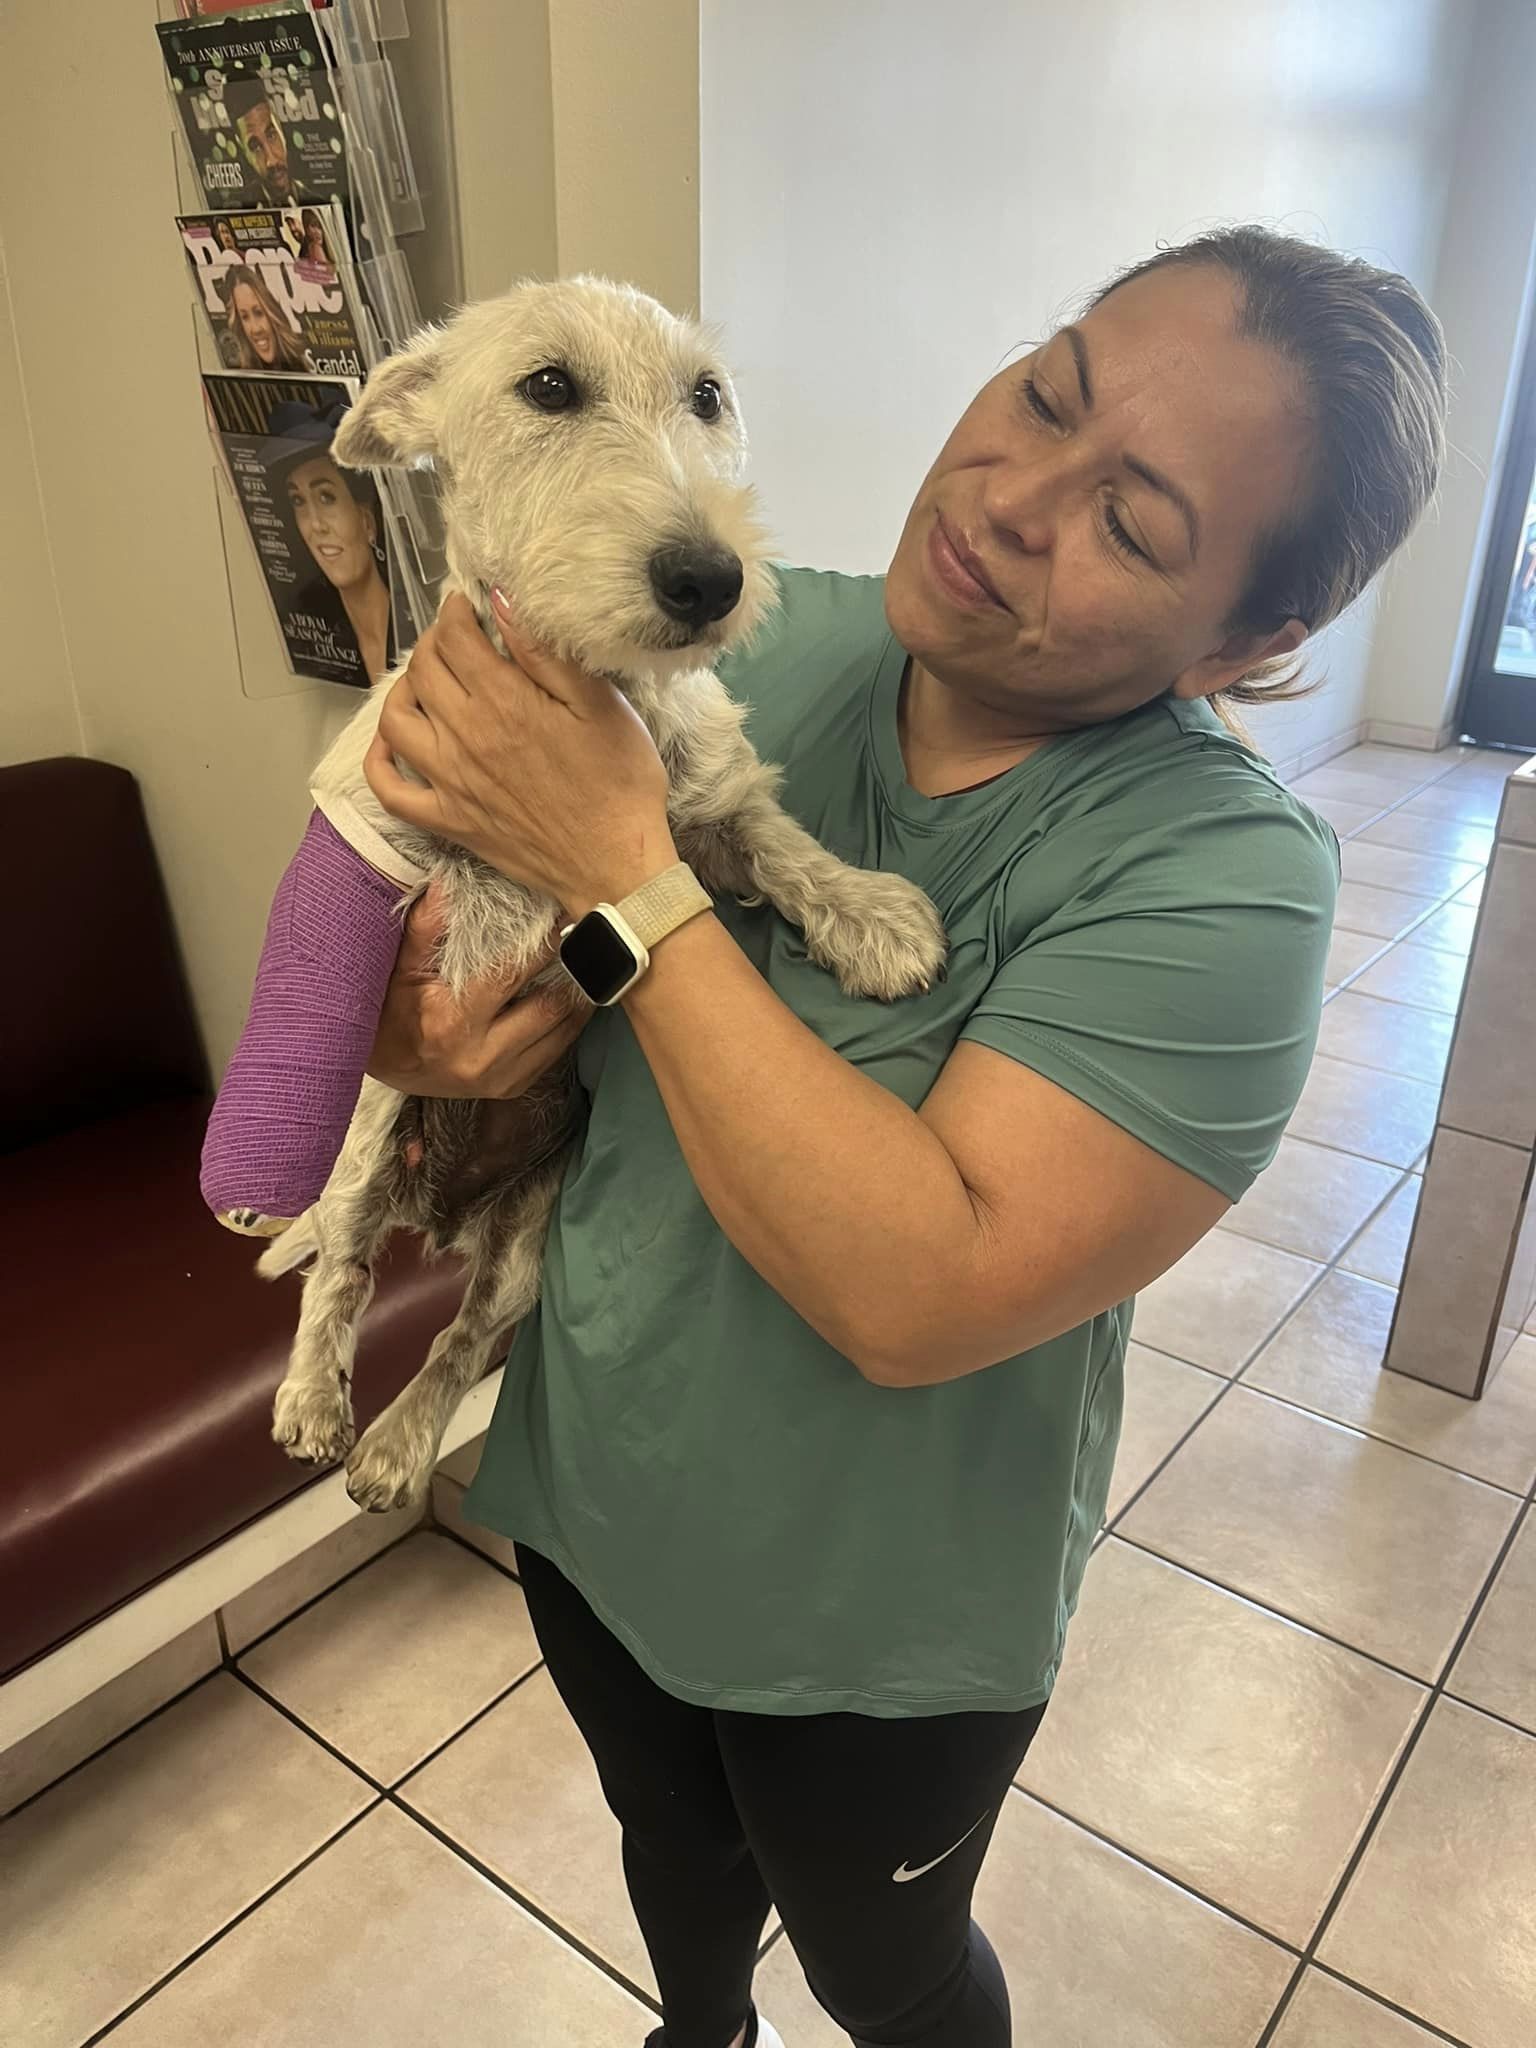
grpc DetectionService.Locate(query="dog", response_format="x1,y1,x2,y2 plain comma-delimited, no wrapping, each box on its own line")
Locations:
264,277,947,1512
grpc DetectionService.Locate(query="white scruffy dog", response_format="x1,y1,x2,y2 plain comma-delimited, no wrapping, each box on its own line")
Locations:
266,277,947,1511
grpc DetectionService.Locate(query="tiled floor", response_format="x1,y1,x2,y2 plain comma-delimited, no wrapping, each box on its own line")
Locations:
5,742,1535,2048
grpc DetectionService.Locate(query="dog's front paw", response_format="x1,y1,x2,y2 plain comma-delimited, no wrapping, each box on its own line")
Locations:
272,1378,355,1465
345,1413,437,1515
221,1207,291,1237
805,872,948,1001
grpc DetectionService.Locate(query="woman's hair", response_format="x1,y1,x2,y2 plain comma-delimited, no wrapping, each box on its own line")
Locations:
220,266,314,373
1092,226,1448,707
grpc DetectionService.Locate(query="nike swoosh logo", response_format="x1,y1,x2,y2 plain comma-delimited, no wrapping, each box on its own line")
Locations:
891,1810,988,1884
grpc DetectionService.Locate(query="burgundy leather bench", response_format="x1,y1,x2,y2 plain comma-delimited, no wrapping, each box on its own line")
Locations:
0,758,464,1682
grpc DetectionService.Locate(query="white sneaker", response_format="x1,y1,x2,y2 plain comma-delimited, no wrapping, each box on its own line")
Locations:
644,2017,784,2048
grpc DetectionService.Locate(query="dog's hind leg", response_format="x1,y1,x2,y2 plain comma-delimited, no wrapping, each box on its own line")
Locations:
343,1157,564,1513
269,1081,401,1466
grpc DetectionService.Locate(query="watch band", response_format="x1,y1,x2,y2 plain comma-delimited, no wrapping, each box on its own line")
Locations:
613,862,712,951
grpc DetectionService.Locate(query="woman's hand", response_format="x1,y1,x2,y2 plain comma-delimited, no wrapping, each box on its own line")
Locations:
368,883,591,1099
364,591,677,914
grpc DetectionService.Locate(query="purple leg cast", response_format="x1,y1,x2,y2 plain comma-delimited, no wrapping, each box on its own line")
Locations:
201,810,410,1226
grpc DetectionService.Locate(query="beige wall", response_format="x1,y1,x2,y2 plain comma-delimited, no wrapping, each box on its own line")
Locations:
1363,0,1536,742
699,0,1474,766
548,0,699,310
0,0,698,1077
0,237,79,766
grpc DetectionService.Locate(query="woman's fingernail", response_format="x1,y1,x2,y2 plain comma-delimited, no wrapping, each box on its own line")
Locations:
491,585,511,613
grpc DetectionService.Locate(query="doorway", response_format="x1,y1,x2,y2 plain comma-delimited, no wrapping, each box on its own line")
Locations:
1460,306,1536,750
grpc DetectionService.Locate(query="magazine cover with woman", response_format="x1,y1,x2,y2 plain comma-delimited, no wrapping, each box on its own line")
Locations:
179,207,365,376
157,12,349,211
204,374,393,690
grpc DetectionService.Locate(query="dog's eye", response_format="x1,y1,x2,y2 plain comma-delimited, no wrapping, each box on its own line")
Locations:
520,367,577,413
691,377,723,421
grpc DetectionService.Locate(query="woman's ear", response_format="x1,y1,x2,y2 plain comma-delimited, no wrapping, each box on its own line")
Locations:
1171,617,1308,701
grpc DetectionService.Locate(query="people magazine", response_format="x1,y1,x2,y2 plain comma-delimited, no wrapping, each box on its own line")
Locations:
179,206,365,377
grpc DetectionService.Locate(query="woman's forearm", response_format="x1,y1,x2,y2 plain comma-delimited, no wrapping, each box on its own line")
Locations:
622,911,996,1382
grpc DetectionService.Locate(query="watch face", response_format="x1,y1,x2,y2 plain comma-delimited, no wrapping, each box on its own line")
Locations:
560,910,642,1006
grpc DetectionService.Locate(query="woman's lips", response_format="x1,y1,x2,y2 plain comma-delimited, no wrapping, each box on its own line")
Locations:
928,515,1006,612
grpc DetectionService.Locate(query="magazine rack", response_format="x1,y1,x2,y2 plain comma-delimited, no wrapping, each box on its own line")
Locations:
162,0,452,701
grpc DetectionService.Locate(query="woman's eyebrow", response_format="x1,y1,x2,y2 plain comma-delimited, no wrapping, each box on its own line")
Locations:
1056,326,1201,561
1124,456,1201,562
1060,325,1094,409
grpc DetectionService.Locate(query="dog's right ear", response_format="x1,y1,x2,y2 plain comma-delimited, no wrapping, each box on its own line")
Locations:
333,327,445,470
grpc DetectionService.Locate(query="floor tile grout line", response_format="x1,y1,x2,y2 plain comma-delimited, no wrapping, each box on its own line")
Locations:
1217,1159,1416,1269
1301,1039,1451,1089
0,1665,231,1826
1218,1373,1534,1497
228,1512,428,1660
1326,973,1462,1020
231,1666,390,1795
1115,1143,1533,1619
1106,1530,1454,1692
75,1668,658,2036
1012,1785,1305,1959
3,1519,506,1824
391,1791,665,2018
230,1654,551,1801
429,1514,525,1589
80,1800,383,2046
1253,1962,1307,2047
1251,1484,1536,2045
1271,1121,1428,1174
1254,1953,1481,2048
1305,1962,1479,2048
1108,1241,1350,1536
756,1924,786,1968
392,1657,547,1791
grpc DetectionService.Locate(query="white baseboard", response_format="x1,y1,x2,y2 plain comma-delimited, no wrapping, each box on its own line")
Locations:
1302,725,1366,772
1270,722,1364,783
0,1367,505,1753
1364,718,1456,753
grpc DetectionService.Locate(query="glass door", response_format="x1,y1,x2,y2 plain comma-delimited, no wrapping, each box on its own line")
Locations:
1460,332,1536,750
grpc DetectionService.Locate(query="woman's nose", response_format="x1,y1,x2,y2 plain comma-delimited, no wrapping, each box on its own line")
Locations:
983,466,1056,557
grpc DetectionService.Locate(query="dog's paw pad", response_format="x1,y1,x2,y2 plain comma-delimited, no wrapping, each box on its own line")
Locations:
344,1426,430,1515
272,1382,354,1465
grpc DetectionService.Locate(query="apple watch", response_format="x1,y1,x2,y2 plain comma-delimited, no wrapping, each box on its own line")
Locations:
559,861,712,1006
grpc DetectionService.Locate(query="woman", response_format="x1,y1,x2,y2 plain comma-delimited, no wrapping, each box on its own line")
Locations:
297,207,336,276
364,229,1446,2048
283,449,392,684
221,267,314,373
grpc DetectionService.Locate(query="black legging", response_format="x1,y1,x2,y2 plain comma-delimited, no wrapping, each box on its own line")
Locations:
516,1545,1047,2048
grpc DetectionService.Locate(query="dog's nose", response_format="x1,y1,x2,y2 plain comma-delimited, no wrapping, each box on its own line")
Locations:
649,544,744,629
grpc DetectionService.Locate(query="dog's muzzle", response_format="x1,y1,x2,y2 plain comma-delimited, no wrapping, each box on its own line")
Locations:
648,543,744,632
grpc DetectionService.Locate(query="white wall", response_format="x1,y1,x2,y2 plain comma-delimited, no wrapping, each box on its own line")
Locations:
1362,0,1536,742
700,0,1472,764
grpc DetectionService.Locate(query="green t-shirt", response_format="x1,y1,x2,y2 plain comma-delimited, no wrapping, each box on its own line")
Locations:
465,567,1338,1717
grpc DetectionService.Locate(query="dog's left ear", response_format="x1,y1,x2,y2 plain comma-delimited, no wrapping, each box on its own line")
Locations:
333,326,446,470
